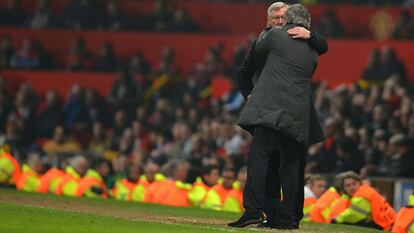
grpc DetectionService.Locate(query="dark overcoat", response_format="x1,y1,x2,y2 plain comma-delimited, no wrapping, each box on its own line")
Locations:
237,24,324,146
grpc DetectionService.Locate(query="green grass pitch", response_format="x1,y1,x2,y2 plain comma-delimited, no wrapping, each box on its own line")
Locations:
0,188,382,233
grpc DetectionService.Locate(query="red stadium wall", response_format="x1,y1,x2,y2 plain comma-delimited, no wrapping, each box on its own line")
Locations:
0,1,410,36
1,28,414,92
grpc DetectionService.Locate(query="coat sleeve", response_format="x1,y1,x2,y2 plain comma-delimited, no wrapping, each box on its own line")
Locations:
255,29,275,55
235,41,257,99
309,30,328,55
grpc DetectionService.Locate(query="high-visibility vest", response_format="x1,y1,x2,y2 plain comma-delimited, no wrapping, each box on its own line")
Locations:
131,173,166,202
188,179,210,207
112,178,137,201
16,164,40,192
38,168,65,193
161,181,193,207
353,184,396,231
302,197,317,222
76,169,107,198
327,194,350,223
144,179,175,204
55,166,81,196
392,206,414,233
201,184,230,210
0,151,21,185
223,188,243,213
310,187,340,223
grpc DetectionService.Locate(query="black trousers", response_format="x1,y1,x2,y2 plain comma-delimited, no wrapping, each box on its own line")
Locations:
243,126,306,224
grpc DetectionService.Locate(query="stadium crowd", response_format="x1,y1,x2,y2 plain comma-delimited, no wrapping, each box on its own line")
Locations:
1,38,414,230
1,0,414,39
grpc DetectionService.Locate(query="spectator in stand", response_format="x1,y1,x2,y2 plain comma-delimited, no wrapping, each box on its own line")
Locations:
94,43,117,72
64,85,88,130
0,0,27,26
129,51,152,77
101,0,131,31
141,0,174,32
63,0,103,30
170,9,200,33
0,89,12,135
7,85,38,144
361,48,384,82
392,10,414,39
29,0,54,29
169,121,193,160
33,41,53,70
108,66,141,112
88,121,110,157
156,47,177,75
315,10,345,38
65,38,93,71
36,90,64,138
10,39,40,69
380,46,407,82
334,137,365,173
84,89,109,126
42,125,82,158
110,110,129,151
0,35,15,69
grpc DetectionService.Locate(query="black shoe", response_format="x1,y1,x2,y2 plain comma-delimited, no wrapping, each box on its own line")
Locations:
257,219,277,228
228,214,264,228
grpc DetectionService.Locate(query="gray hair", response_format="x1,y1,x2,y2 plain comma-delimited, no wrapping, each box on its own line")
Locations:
267,2,287,16
284,4,311,29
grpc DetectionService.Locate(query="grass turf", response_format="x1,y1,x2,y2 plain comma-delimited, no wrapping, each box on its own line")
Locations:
0,188,382,233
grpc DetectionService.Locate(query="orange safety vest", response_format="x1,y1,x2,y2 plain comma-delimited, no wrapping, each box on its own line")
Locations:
144,180,175,204
212,184,232,204
161,181,192,207
303,197,317,221
16,165,39,192
38,168,65,193
112,178,137,201
76,170,107,198
227,188,243,210
392,207,414,233
1,152,21,185
55,167,81,195
353,184,396,231
327,195,350,223
310,187,340,223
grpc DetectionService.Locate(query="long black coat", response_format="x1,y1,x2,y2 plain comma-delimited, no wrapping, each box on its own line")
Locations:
237,24,325,146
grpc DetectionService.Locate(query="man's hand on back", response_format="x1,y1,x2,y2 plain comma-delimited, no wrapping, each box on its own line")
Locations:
287,27,311,39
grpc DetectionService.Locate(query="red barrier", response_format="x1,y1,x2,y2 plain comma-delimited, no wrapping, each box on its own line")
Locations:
0,70,116,98
0,1,411,36
1,28,414,88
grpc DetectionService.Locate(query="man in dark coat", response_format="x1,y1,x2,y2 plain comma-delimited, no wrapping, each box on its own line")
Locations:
229,4,325,229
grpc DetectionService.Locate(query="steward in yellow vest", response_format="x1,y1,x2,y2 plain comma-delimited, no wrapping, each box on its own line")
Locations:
201,168,236,210
223,167,247,213
188,165,220,207
0,149,21,185
16,151,45,192
392,194,414,233
112,165,141,201
302,174,327,222
332,171,396,231
131,162,165,202
77,158,110,198
55,155,88,196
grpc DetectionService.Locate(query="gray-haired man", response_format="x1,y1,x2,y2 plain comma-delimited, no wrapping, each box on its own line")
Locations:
229,4,325,229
